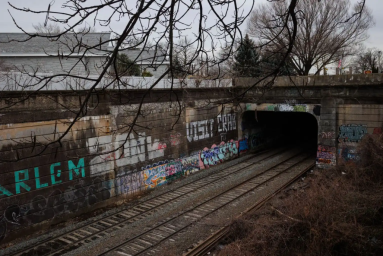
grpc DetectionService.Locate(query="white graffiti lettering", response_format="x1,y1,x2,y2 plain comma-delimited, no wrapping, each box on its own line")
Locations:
186,119,214,142
87,132,165,177
218,114,236,132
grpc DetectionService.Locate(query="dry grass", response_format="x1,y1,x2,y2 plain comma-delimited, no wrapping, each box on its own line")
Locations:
218,134,383,256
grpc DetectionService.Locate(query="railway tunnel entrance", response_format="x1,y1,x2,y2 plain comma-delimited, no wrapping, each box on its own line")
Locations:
241,110,318,152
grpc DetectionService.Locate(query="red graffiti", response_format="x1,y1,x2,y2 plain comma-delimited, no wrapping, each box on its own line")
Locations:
170,133,181,146
320,132,335,139
373,128,382,135
158,142,167,150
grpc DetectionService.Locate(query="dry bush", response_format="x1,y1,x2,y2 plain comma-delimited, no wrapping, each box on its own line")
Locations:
355,134,383,185
219,135,383,256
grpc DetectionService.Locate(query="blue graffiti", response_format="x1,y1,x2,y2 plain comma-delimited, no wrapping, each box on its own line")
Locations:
239,139,249,153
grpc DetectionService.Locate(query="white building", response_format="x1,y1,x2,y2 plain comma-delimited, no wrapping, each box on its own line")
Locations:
0,33,169,78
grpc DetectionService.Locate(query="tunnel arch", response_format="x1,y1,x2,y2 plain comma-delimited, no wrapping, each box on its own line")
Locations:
239,104,319,152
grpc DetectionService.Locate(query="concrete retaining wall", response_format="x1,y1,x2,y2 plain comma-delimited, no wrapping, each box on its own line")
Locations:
0,93,240,244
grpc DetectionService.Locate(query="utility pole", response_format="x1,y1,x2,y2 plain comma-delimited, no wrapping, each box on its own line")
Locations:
378,51,382,74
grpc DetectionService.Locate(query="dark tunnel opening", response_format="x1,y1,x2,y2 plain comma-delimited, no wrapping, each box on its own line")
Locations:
241,111,318,152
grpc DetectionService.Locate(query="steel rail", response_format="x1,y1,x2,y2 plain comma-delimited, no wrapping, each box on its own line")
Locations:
184,162,316,256
100,152,314,255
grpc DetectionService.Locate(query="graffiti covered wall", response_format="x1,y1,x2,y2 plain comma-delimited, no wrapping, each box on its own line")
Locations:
0,99,239,243
337,105,383,163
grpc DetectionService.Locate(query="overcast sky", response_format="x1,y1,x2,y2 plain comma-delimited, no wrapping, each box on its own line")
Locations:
0,0,382,49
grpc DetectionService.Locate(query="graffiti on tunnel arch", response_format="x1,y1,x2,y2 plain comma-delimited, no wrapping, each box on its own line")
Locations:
249,132,266,150
239,138,249,154
260,104,308,112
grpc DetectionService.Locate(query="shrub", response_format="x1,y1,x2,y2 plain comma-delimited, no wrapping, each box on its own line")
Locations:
142,70,153,77
219,135,383,256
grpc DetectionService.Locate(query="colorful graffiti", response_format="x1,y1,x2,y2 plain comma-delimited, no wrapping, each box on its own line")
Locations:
181,155,200,175
165,159,183,182
261,104,308,112
338,124,367,143
143,164,167,189
200,140,238,168
316,145,336,165
142,155,202,188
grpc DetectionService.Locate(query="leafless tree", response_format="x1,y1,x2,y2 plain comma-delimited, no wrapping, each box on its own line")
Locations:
217,39,240,78
33,22,62,34
76,25,97,33
34,21,96,34
247,0,373,75
352,46,382,73
0,60,10,85
1,0,367,161
175,37,194,70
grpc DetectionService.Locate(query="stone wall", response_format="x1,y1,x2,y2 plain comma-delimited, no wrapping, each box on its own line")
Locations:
337,104,383,163
0,92,240,244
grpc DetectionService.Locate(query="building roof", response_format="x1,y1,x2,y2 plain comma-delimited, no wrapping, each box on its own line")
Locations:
0,32,111,55
118,48,168,63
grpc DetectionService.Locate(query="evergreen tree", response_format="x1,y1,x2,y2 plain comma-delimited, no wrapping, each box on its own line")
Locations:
261,51,297,76
115,53,141,76
233,34,261,77
172,53,187,78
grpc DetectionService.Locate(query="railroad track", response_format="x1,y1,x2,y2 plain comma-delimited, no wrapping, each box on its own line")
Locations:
185,159,315,256
98,151,315,255
7,147,294,256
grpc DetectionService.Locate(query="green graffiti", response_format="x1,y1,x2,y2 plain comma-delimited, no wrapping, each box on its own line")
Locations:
0,185,13,197
293,105,307,112
15,169,31,194
34,167,48,189
0,158,87,197
50,162,62,185
68,158,85,180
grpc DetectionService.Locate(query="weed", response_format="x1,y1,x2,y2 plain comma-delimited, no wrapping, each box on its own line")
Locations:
219,135,383,256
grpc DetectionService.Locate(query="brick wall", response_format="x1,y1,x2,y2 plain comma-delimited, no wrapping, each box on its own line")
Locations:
0,93,240,244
